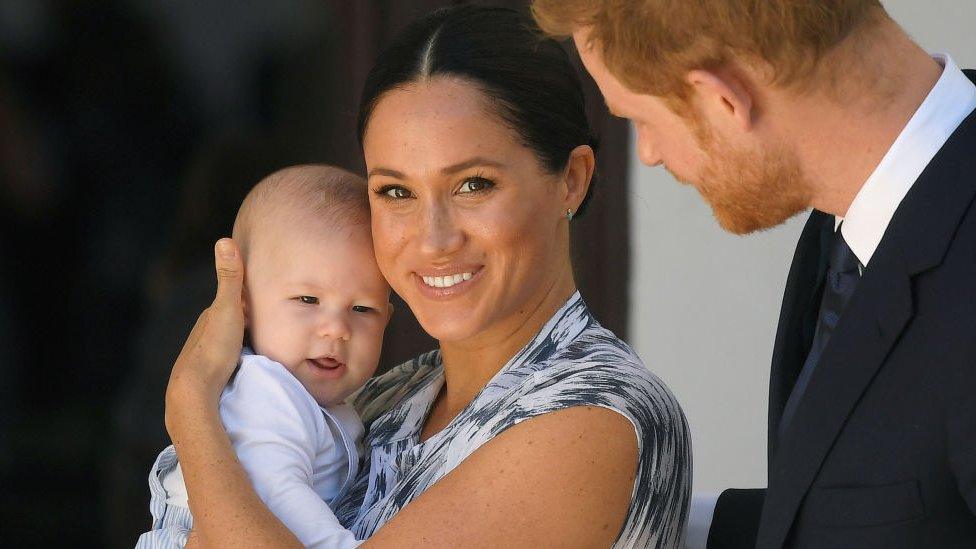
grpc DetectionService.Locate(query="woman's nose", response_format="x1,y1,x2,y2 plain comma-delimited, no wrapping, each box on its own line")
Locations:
317,311,351,341
419,201,464,257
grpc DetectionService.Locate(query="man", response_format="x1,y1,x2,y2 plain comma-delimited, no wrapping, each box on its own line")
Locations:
533,1,976,548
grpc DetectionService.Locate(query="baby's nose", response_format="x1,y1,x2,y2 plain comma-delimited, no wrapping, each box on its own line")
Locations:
317,312,351,341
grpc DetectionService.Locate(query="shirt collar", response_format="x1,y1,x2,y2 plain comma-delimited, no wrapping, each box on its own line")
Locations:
839,53,976,266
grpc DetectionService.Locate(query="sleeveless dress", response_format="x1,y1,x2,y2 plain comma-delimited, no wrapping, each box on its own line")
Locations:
332,292,691,548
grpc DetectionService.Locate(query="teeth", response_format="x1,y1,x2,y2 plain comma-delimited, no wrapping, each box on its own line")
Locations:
422,272,474,288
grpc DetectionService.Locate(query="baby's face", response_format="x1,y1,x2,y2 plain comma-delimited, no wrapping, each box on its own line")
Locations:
245,223,391,407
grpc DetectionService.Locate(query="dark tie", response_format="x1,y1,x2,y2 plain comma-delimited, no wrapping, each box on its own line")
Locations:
779,224,862,437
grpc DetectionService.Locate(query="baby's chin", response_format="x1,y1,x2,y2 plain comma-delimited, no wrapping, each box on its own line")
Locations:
301,384,347,408
302,374,367,409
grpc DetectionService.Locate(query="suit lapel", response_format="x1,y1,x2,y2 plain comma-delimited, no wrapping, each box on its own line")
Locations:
767,210,833,464
757,103,976,548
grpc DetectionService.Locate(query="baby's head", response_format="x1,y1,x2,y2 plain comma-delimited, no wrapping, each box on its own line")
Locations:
233,164,391,407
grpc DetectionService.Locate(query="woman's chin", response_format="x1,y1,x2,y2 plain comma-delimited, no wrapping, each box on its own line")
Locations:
413,311,485,344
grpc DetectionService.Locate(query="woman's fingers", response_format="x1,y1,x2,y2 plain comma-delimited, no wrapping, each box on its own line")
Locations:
213,238,244,314
206,238,246,366
192,238,246,382
166,239,246,416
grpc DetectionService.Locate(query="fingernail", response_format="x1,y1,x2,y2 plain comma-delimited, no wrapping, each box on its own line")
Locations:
216,239,235,259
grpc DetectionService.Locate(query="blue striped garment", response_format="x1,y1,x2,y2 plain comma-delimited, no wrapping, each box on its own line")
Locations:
332,292,692,548
135,447,193,548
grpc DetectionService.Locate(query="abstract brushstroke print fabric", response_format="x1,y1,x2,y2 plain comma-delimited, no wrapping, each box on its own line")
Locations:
332,292,691,548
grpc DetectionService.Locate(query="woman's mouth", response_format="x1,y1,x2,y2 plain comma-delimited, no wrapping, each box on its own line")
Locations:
421,272,473,288
415,266,482,298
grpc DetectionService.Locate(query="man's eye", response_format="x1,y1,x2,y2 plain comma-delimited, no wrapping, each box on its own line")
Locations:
378,185,412,199
298,296,319,305
458,177,494,194
352,305,374,313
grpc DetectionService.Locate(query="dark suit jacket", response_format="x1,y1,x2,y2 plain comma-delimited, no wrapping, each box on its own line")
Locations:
709,70,976,548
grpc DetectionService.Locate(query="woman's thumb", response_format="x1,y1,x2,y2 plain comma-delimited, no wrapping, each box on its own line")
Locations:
213,238,244,310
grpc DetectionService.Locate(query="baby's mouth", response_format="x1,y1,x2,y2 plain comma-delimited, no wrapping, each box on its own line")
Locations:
309,357,344,371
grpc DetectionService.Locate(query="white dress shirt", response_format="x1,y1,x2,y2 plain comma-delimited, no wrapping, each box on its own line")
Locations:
687,54,976,549
837,53,976,266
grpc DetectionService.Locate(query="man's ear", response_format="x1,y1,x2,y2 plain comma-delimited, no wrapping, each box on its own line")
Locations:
685,68,755,131
561,144,596,215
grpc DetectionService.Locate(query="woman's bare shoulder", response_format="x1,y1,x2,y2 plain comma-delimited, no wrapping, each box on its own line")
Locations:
364,404,638,548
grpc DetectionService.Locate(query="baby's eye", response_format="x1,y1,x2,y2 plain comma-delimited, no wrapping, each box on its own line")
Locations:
297,296,319,305
377,185,413,199
458,177,494,194
352,305,374,313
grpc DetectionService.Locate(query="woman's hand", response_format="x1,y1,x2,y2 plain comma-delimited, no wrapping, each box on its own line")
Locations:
160,238,304,548
165,238,246,434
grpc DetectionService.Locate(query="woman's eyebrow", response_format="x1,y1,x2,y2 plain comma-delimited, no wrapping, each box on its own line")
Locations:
368,157,505,180
367,167,405,179
441,157,504,175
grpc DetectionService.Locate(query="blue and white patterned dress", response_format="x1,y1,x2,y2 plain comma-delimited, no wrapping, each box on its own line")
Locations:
332,292,691,548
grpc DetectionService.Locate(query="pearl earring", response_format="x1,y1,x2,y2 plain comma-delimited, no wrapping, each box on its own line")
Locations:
566,209,574,221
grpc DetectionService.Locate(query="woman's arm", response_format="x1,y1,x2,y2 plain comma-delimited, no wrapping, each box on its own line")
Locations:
363,405,639,548
168,239,639,548
166,240,302,548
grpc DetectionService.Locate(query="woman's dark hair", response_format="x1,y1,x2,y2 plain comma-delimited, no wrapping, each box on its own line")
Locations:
357,5,599,215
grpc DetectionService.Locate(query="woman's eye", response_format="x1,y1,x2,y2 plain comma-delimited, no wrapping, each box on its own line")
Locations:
352,305,374,313
298,296,319,305
378,185,413,199
458,177,494,194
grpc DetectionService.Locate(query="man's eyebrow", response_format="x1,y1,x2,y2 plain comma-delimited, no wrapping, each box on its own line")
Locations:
441,157,504,175
367,167,405,179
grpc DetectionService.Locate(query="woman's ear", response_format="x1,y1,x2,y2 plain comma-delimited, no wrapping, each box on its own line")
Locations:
561,144,596,215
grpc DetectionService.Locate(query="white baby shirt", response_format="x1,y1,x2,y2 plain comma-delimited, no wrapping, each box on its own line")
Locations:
161,351,364,548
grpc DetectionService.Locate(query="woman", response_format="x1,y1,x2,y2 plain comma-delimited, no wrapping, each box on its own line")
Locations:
165,6,690,547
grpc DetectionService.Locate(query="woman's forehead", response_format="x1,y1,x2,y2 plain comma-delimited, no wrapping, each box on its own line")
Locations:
363,78,527,170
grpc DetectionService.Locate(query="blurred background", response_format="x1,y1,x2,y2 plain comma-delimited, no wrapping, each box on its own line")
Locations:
0,1,628,546
2,0,974,547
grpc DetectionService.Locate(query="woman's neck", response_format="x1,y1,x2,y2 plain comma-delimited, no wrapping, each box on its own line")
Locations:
435,268,577,422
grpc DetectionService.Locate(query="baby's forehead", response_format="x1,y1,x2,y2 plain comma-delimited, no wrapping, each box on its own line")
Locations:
249,215,371,261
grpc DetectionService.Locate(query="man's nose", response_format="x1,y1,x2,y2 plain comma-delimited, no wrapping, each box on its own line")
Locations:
635,128,664,167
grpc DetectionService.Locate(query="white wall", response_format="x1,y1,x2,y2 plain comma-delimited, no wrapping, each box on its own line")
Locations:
627,0,976,493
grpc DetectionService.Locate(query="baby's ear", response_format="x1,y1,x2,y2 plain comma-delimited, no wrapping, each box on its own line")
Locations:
385,302,395,323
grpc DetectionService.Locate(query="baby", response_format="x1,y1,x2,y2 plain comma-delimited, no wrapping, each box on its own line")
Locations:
136,165,391,548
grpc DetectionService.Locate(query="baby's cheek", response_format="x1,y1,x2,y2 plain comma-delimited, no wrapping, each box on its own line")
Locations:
249,318,301,368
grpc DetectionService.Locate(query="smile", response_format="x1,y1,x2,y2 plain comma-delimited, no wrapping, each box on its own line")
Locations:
421,272,473,288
